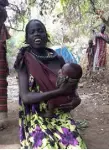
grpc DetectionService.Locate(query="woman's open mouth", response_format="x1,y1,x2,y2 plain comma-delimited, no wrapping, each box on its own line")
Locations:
34,38,41,44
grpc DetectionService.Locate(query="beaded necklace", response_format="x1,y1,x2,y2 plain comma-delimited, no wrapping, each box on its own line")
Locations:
30,48,57,61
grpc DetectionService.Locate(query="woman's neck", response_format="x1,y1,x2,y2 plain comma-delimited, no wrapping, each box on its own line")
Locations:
31,47,47,56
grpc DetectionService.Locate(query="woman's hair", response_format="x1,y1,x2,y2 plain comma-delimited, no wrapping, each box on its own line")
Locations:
0,6,7,21
0,0,9,7
25,19,49,44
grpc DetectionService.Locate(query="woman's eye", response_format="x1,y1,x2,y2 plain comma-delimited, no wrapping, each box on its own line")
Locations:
38,28,43,33
30,30,35,34
29,28,44,34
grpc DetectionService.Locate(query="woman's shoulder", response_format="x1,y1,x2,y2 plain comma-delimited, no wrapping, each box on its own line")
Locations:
14,46,30,71
19,46,30,54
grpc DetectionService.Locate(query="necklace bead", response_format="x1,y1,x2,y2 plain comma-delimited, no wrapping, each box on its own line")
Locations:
30,48,57,61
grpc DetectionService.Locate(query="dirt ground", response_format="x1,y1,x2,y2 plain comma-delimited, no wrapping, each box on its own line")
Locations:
0,74,109,149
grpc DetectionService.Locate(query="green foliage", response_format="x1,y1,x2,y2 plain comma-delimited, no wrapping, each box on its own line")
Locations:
60,0,70,6
6,32,25,68
58,0,109,36
80,0,90,15
8,0,109,32
7,32,25,54
6,0,109,51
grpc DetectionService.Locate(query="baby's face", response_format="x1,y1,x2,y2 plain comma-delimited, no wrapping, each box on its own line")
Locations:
56,64,74,88
58,63,73,78
89,41,93,48
57,63,81,88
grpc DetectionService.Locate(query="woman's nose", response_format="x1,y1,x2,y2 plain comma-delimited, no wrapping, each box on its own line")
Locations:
34,31,40,36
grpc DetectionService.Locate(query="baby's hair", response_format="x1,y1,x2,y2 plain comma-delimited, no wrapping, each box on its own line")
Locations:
69,63,82,79
25,19,49,44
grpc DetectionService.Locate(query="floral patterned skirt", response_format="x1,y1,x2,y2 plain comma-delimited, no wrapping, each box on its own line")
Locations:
19,98,87,149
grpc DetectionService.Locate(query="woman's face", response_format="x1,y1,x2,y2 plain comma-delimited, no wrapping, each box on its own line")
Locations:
27,21,47,49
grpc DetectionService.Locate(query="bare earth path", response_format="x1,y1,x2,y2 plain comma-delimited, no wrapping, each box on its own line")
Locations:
0,75,109,149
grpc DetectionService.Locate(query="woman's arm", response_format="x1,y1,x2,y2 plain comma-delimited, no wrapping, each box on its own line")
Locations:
18,66,65,104
101,36,109,43
18,65,74,105
96,34,109,43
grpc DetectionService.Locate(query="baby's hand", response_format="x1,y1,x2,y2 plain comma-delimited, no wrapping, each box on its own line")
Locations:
58,96,81,111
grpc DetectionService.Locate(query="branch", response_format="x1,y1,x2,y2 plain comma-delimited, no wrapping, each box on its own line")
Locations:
8,3,21,13
6,2,26,31
89,0,96,13
6,26,24,31
100,16,109,26
89,0,109,26
29,0,36,5
7,16,24,31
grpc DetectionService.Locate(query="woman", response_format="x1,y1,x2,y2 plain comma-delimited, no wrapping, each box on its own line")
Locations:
14,19,86,149
93,24,109,71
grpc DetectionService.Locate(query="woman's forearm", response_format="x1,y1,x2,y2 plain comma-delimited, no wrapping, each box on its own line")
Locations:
99,36,109,43
18,66,64,104
21,88,63,104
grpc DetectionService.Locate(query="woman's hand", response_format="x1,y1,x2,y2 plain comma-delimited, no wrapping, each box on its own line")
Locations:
59,82,76,96
95,34,102,39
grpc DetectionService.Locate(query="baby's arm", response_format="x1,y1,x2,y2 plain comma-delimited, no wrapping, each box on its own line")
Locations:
58,91,81,111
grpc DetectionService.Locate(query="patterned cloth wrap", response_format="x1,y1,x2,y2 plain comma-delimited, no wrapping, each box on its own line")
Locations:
19,72,86,149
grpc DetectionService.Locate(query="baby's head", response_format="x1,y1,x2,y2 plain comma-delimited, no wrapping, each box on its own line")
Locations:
56,63,82,88
58,63,82,78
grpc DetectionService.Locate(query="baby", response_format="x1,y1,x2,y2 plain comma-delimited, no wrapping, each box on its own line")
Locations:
45,63,82,118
